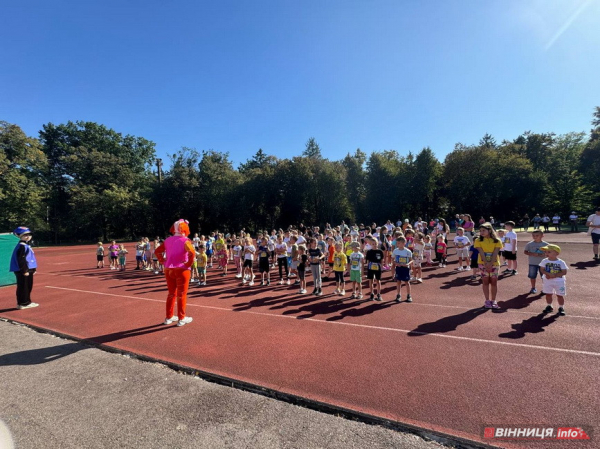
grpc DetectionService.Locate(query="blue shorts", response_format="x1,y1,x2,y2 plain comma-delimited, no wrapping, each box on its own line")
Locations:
394,266,410,282
136,255,143,261
528,264,542,279
592,233,600,245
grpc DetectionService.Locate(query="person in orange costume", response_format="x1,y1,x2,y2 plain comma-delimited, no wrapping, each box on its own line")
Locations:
155,219,196,326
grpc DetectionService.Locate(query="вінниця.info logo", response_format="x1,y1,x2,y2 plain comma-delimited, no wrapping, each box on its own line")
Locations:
482,426,591,441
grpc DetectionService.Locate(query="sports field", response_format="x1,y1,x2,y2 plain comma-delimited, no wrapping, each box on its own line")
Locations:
1,232,598,448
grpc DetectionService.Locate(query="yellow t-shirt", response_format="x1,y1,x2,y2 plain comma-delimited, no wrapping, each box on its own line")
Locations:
473,238,503,266
333,251,347,272
344,241,353,257
197,253,208,268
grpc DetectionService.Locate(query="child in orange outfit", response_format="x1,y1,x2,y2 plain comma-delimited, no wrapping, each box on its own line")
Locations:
155,219,196,326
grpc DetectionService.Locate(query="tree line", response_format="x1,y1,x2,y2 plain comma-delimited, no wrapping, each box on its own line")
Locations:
1,107,599,243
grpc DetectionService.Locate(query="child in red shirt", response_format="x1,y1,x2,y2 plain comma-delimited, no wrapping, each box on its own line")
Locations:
435,234,448,268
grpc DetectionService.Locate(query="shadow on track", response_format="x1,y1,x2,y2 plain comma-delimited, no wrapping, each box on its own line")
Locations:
407,307,489,336
570,260,599,270
0,324,173,366
498,312,559,339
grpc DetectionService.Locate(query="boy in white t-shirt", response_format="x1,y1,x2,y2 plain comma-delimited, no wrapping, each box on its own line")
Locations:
453,227,471,271
503,221,518,275
539,244,568,316
242,237,256,286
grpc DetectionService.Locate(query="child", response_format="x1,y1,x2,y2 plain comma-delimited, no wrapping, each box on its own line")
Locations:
191,249,199,282
205,236,214,268
275,236,290,285
233,238,243,278
412,233,424,283
268,235,276,268
423,235,433,266
152,238,161,274
332,242,348,296
216,234,229,275
365,237,385,301
392,237,413,302
468,240,479,280
109,241,119,270
539,244,568,315
242,236,256,286
348,242,364,299
10,226,39,309
474,223,503,309
257,237,271,286
197,244,208,286
523,230,548,294
503,221,518,275
135,241,145,270
453,227,471,271
96,242,105,268
497,229,507,267
435,234,447,267
326,237,335,279
308,238,325,295
289,236,299,283
297,245,308,294
118,244,128,271
144,237,152,270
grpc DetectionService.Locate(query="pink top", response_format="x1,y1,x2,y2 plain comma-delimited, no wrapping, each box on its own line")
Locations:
159,235,195,269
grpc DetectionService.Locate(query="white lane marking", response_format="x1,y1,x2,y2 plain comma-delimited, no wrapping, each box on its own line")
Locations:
44,286,600,357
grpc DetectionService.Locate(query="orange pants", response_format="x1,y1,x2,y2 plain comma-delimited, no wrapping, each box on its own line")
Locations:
164,268,191,320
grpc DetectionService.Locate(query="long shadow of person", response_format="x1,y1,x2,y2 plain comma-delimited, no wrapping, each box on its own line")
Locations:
570,261,599,270
495,292,543,312
408,307,488,336
498,312,559,339
0,324,174,366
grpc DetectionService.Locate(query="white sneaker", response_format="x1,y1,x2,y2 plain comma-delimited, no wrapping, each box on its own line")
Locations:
235,274,242,278
249,281,255,286
465,267,471,271
300,289,307,294
340,290,345,296
163,316,177,324
18,302,39,310
242,279,247,284
286,279,290,285
177,317,193,327
417,278,423,283
278,280,283,285
457,267,463,272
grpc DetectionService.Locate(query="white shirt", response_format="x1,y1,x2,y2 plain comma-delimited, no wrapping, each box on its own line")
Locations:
587,214,600,234
244,245,255,260
552,216,560,224
275,243,287,258
504,231,517,252
539,258,568,278
453,235,471,249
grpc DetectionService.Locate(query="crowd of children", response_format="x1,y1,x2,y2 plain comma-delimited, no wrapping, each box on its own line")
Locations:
96,218,570,315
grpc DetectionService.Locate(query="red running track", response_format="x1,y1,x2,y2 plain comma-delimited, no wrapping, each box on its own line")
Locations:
1,238,599,448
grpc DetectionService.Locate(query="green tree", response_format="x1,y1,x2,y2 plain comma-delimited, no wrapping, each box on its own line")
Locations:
0,122,48,231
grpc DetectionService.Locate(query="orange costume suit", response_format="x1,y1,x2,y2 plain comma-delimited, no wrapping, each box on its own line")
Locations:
155,219,196,324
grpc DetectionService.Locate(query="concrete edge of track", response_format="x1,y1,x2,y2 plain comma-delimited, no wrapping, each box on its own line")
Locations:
1,317,503,449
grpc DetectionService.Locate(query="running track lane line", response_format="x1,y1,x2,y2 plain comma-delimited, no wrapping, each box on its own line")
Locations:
37,272,600,321
43,285,600,358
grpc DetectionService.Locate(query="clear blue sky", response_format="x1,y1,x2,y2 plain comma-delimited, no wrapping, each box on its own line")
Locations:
2,0,599,167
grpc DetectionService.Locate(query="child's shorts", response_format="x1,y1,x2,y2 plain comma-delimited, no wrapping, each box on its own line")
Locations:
218,256,228,268
412,257,422,268
456,248,469,258
198,267,206,275
350,270,362,283
394,266,410,282
259,259,270,273
97,255,104,262
470,259,478,269
243,259,253,268
334,271,345,283
542,276,566,296
290,260,298,270
119,257,126,265
298,269,305,280
504,251,517,261
367,269,382,280
479,265,499,278
528,264,542,279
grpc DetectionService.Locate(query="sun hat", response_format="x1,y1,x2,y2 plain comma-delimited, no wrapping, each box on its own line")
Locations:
540,244,561,254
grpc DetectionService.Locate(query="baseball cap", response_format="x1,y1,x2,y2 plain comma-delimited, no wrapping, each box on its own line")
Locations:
13,226,32,237
540,244,561,254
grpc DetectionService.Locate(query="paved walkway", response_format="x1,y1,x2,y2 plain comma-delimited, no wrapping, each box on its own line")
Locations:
0,320,444,449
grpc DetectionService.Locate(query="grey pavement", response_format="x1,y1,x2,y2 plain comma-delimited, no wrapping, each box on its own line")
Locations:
0,320,444,449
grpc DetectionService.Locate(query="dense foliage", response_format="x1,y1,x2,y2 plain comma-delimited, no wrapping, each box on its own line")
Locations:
2,108,599,243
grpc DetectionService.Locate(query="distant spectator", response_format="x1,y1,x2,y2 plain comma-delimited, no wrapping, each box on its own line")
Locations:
522,214,531,231
542,214,551,232
569,211,579,232
552,214,561,231
532,214,541,230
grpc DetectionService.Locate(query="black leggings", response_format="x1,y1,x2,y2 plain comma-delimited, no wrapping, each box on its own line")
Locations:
277,257,289,279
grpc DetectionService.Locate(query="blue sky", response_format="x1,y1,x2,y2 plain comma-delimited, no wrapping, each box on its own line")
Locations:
2,0,599,167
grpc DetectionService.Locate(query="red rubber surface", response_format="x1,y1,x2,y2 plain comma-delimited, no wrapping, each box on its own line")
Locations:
1,235,598,448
